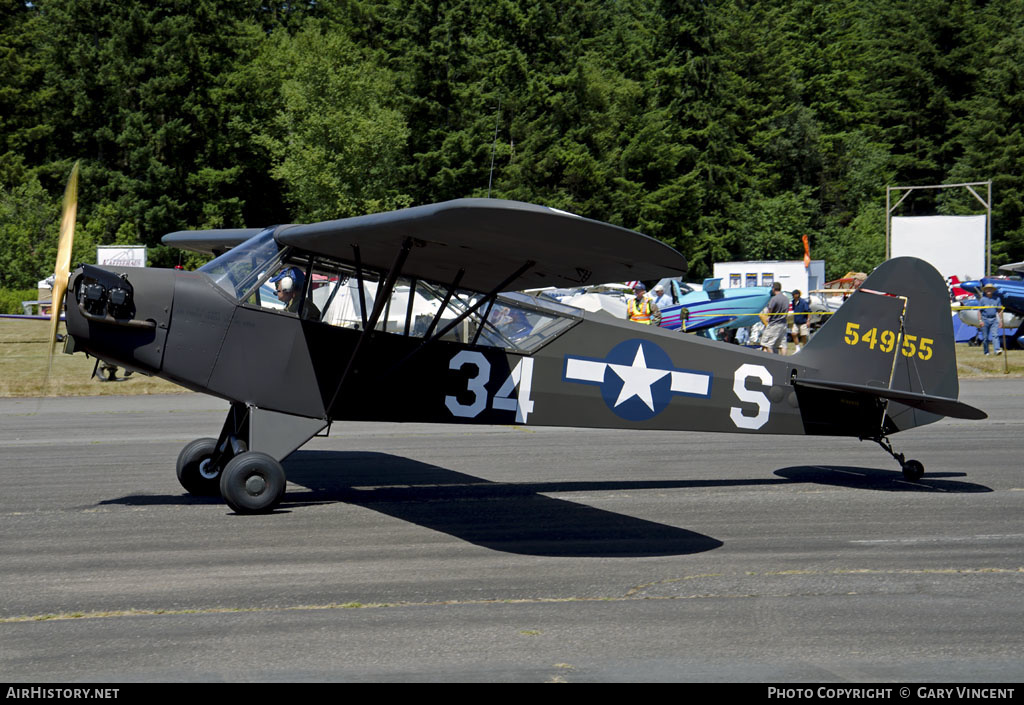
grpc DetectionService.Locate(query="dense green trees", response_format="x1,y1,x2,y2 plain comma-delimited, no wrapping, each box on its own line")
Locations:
1,0,1020,288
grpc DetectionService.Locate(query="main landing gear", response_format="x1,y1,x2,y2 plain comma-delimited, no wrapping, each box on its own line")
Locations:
219,452,287,514
867,435,925,481
175,441,286,512
175,402,327,514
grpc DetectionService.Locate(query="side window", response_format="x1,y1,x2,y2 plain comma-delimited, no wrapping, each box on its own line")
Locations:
240,255,322,322
278,255,577,352
309,261,373,329
481,295,577,351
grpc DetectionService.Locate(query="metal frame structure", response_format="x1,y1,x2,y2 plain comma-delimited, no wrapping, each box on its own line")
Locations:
886,181,992,275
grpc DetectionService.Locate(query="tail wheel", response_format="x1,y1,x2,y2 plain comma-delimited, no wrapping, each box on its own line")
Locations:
176,437,221,496
219,451,286,514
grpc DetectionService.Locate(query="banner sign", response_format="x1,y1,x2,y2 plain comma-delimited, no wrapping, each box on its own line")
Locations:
97,246,147,268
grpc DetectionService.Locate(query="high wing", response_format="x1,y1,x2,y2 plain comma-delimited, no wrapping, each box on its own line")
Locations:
277,199,688,292
164,199,688,293
162,228,266,257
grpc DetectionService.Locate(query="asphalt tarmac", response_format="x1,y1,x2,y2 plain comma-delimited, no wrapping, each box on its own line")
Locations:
1,379,1021,683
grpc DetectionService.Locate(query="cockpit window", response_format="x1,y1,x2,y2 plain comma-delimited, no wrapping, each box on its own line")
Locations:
300,254,578,352
482,292,579,351
200,238,579,352
198,229,286,300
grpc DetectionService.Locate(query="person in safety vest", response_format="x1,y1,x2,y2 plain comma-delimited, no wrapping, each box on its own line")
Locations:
626,283,661,326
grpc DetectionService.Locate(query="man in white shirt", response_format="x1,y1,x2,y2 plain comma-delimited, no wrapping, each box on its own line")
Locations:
653,284,673,309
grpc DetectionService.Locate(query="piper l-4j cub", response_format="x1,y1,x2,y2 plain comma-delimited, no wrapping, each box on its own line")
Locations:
58,198,986,513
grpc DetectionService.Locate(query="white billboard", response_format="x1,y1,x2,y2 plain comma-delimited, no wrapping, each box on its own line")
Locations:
891,215,985,280
97,246,147,268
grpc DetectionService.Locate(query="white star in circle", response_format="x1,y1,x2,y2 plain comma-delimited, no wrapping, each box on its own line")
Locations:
608,344,670,411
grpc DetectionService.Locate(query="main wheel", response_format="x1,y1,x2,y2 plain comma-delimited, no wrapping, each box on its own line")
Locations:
176,437,221,496
219,451,286,514
902,459,925,481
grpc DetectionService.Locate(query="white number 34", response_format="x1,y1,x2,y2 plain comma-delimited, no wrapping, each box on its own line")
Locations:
445,351,535,423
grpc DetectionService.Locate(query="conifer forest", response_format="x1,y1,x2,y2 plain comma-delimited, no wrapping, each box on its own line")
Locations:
2,0,1022,289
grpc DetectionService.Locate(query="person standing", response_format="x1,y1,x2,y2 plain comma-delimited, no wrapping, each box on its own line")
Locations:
790,289,811,352
627,283,662,326
761,282,789,354
653,284,673,309
977,284,1003,355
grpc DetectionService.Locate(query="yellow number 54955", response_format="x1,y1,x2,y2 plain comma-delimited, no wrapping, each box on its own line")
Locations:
845,322,933,361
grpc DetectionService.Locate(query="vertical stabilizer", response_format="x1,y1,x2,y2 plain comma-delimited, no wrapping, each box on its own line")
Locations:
796,257,957,432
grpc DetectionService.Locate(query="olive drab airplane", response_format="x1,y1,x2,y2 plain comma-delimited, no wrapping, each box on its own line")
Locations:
49,179,986,513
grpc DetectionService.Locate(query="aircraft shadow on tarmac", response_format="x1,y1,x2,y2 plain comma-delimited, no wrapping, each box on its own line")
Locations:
278,453,991,554
280,451,723,558
99,453,991,557
98,450,724,557
774,465,992,493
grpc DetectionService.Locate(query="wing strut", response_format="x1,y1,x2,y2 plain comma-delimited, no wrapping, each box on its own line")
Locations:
430,260,535,344
423,268,466,341
326,237,414,414
386,259,536,376
352,245,368,330
404,277,417,337
472,296,499,346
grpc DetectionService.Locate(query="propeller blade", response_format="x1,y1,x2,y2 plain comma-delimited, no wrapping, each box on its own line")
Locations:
46,161,80,381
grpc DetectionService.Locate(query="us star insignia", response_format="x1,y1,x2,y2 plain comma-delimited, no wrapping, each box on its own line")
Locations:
563,339,711,421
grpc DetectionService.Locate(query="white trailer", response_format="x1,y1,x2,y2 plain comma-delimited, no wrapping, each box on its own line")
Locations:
713,259,825,295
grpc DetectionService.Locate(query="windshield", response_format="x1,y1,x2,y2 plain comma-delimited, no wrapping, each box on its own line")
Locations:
197,229,285,299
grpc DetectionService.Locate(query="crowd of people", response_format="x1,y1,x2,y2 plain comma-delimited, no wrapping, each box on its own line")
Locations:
626,281,814,355
627,278,1012,357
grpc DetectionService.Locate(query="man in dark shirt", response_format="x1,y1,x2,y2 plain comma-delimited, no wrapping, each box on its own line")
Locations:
790,289,811,352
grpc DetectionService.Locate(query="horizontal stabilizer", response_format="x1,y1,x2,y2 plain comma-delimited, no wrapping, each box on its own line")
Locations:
794,378,987,420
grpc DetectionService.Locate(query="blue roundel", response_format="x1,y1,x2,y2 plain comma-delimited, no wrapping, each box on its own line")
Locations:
598,339,677,421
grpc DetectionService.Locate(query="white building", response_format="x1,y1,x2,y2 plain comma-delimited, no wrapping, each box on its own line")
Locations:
713,259,826,294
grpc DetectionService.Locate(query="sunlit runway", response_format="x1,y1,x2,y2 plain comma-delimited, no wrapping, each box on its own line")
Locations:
1,379,1021,682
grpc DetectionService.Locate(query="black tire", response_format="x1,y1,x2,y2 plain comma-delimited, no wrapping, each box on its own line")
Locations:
176,437,221,496
902,459,925,481
219,451,286,514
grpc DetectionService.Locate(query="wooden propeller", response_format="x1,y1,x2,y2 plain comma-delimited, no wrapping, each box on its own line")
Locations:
47,161,80,380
